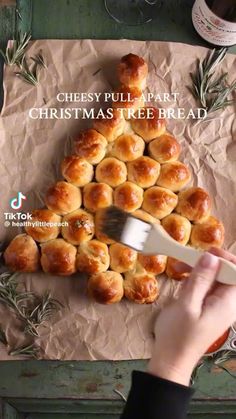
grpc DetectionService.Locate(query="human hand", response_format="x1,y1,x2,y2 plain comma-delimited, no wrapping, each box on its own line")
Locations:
148,249,236,386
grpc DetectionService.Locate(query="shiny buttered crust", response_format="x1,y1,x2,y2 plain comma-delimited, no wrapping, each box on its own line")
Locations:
76,240,109,274
40,238,76,276
114,181,143,212
83,182,113,213
74,129,107,164
109,243,137,273
124,272,159,304
88,271,124,304
142,186,178,219
95,157,127,187
148,133,181,163
61,209,95,245
156,162,191,192
45,181,82,215
112,85,144,119
94,208,116,244
110,133,145,162
166,257,191,281
131,107,166,142
25,209,61,243
137,254,167,275
161,213,192,245
132,209,160,225
93,109,125,142
176,187,212,223
117,53,148,89
127,156,161,189
190,216,225,250
61,155,93,187
4,234,39,272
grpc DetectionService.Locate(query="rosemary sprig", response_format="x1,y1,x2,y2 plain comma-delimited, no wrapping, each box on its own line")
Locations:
190,48,236,115
31,51,47,69
15,57,38,86
9,343,39,358
191,350,236,384
0,32,31,66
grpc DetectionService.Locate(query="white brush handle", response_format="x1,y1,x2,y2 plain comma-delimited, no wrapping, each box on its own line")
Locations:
143,224,236,286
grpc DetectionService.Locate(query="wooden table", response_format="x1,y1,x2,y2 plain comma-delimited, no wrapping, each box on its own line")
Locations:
0,1,236,418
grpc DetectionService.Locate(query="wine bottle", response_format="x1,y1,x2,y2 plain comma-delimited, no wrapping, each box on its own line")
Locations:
192,0,236,46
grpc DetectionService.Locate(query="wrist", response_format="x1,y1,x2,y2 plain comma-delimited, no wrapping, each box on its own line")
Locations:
147,356,193,387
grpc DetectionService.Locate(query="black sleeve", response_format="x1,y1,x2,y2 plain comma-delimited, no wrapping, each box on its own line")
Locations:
120,371,194,419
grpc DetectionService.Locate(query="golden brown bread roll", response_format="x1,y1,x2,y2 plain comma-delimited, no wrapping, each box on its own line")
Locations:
45,181,82,215
190,216,225,250
94,208,116,244
166,257,191,281
61,209,95,245
161,213,192,245
131,107,166,142
117,53,148,90
124,271,159,304
76,239,109,274
83,182,113,213
93,109,125,142
25,209,61,243
114,181,143,212
74,129,107,164
112,85,144,119
137,254,167,275
40,238,76,276
127,156,160,188
176,187,212,223
156,162,191,192
4,234,40,272
142,186,178,219
148,133,181,163
109,243,137,273
88,271,124,304
61,155,93,187
95,157,127,187
133,209,160,225
110,133,145,162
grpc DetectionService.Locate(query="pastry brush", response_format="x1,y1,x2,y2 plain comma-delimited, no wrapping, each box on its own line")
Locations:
100,206,236,286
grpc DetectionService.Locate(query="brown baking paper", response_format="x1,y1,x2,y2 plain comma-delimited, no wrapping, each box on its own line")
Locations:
0,40,236,361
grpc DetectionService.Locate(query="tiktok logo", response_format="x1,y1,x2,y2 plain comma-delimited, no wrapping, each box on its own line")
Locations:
10,192,27,210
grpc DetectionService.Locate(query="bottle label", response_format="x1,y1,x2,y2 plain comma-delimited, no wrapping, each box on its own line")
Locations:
192,0,236,46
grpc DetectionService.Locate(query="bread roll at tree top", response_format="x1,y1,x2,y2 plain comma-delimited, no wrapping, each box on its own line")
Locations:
124,271,159,304
25,209,61,243
112,85,144,119
4,234,40,272
61,155,93,187
127,156,161,188
133,209,160,225
137,254,167,275
114,181,143,212
109,243,137,273
117,53,148,89
76,240,109,274
156,161,191,192
110,133,145,162
95,208,116,244
166,257,191,281
88,271,124,304
40,238,76,276
61,209,95,245
95,157,127,187
45,181,81,215
149,133,181,163
142,186,178,219
131,107,166,142
161,213,191,245
190,216,225,250
93,109,125,142
176,187,212,223
74,129,107,164
83,182,113,213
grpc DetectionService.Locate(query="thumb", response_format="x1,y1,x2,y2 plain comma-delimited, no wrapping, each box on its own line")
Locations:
180,252,220,312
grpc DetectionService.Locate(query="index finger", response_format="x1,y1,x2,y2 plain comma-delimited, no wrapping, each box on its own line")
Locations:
210,247,236,265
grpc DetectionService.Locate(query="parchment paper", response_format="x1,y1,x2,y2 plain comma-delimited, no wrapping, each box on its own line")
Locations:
0,40,236,360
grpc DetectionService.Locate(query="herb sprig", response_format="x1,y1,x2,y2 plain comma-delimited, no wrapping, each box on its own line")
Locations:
191,350,236,384
190,48,236,115
0,32,31,66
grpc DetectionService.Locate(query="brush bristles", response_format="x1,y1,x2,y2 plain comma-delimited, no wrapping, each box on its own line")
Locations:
100,206,130,242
